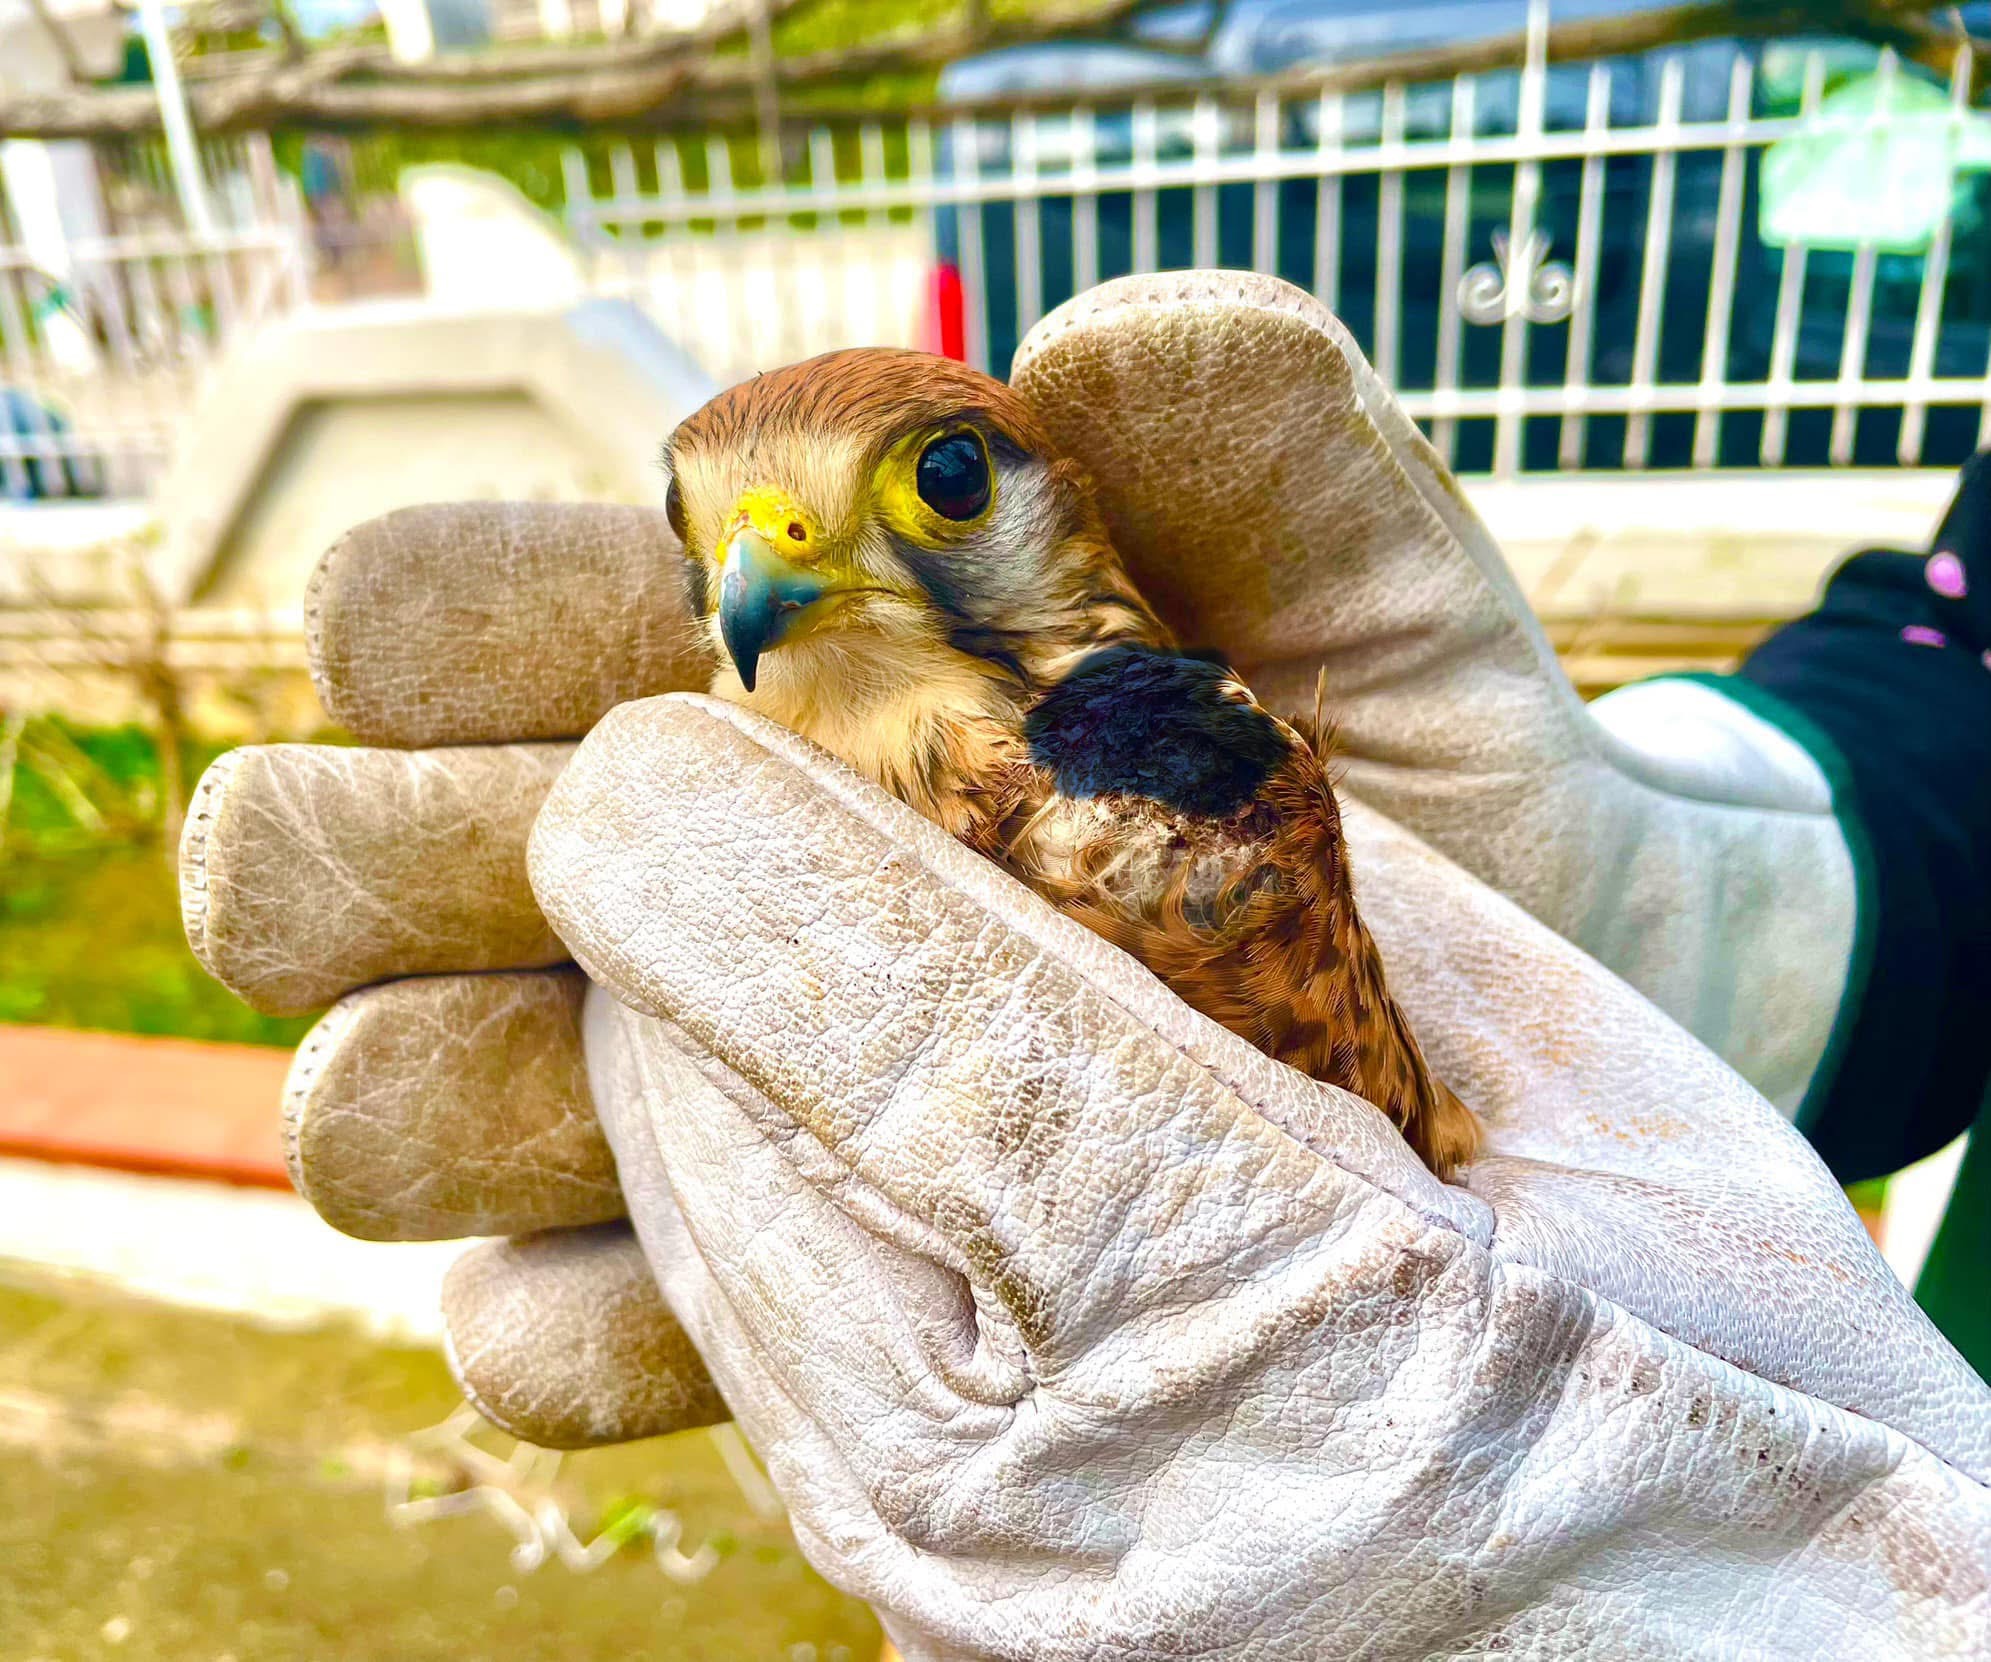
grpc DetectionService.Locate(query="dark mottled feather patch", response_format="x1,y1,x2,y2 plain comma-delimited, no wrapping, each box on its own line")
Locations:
1025,646,1292,818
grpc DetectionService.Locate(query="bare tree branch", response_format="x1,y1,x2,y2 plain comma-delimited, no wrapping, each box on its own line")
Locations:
266,0,309,62
0,0,1977,138
0,0,1142,133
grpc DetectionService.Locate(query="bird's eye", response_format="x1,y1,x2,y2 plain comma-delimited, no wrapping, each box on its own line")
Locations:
665,475,687,544
915,433,991,522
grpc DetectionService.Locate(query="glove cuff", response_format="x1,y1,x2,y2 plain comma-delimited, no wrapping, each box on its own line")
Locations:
1646,671,1879,1152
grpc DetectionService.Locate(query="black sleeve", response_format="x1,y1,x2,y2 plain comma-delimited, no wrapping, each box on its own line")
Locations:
1738,451,1991,1182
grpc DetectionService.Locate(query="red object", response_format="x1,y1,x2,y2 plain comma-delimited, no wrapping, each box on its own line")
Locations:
925,262,967,362
0,1025,291,1189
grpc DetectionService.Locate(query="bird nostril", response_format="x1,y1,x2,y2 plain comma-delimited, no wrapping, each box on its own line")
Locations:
786,521,808,543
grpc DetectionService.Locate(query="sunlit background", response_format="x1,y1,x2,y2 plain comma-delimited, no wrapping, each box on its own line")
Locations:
1,0,1987,1654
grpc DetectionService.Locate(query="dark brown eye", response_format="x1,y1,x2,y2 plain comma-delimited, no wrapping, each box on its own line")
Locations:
916,433,991,522
665,475,687,545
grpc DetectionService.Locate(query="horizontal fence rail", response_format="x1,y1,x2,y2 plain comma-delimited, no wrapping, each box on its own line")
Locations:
565,32,1991,477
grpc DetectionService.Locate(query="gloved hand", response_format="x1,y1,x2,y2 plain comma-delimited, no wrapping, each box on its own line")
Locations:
178,276,1991,1655
182,499,731,1446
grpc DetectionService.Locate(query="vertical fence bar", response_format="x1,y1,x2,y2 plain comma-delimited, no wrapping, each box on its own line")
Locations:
1132,101,1159,274
711,133,754,376
162,240,204,378
1492,0,1550,479
1072,107,1100,294
951,115,990,372
0,256,37,498
280,173,310,312
858,121,888,348
202,232,241,345
648,138,687,363
1980,347,1991,459
1013,112,1043,340
1252,93,1280,274
807,127,842,370
609,141,639,204
609,142,645,313
1192,95,1220,269
1558,62,1611,470
1832,52,1898,466
128,244,171,373
0,176,32,496
3,255,68,498
1373,81,1407,394
1624,54,1684,470
1432,76,1478,466
1692,53,1753,469
1900,43,1971,465
132,246,179,491
246,131,281,223
1313,90,1344,310
1761,49,1825,465
560,146,592,225
1832,239,1880,465
94,242,150,501
909,116,939,354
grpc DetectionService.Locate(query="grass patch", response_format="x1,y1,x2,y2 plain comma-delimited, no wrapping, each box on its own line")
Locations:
1,720,320,1047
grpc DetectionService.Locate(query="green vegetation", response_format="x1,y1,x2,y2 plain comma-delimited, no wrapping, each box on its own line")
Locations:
1,719,317,1046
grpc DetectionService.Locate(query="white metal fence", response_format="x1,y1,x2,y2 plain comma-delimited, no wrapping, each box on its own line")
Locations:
0,135,309,502
565,26,1991,478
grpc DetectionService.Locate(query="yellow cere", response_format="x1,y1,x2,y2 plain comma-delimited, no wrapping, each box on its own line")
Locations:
731,485,824,560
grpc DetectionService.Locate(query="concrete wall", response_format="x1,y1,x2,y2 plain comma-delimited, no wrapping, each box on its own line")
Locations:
148,298,716,610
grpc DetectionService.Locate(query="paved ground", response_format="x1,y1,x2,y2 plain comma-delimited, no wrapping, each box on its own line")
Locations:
0,1259,879,1660
0,1025,881,1658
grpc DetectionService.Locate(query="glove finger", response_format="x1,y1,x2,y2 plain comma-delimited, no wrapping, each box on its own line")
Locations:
1011,271,1589,775
181,741,569,1015
532,694,1490,1375
443,1222,727,1449
285,968,623,1242
309,502,713,749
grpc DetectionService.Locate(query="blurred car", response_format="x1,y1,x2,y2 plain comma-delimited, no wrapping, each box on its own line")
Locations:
933,2,1991,468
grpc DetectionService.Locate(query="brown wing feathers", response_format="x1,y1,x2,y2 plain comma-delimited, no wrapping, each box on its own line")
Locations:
1061,732,1478,1179
1017,653,1482,1180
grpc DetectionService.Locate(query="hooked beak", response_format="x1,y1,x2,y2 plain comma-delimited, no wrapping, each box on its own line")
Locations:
718,527,831,693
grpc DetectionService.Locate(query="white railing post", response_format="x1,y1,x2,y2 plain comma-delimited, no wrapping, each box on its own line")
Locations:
1692,52,1753,470
1557,61,1611,470
1624,55,1684,469
1492,0,1550,478
136,0,216,238
494,43,1991,481
1312,90,1343,311
1900,43,1971,466
1373,81,1406,395
951,115,990,373
1432,75,1477,466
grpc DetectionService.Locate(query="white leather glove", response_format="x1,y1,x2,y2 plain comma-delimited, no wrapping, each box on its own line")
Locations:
529,690,1990,1662
1013,273,1857,1116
